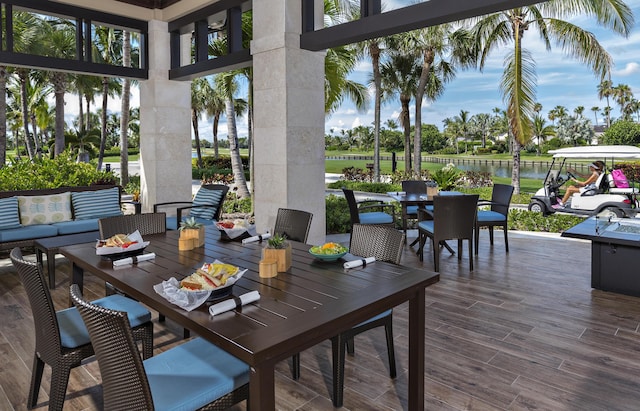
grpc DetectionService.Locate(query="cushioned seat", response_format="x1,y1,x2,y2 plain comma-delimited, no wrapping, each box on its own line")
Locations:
358,212,394,224
53,218,100,235
475,184,514,255
0,224,58,242
146,338,249,411
57,294,152,348
342,188,395,228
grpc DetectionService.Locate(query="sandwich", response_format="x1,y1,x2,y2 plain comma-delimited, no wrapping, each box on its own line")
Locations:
180,263,239,290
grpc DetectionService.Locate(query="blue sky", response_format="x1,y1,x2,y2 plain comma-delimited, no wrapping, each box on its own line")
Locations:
325,0,640,134
78,0,640,141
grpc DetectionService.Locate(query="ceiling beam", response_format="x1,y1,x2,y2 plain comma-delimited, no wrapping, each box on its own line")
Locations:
301,0,543,51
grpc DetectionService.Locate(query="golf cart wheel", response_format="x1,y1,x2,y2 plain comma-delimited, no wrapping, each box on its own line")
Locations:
599,207,624,218
528,200,546,213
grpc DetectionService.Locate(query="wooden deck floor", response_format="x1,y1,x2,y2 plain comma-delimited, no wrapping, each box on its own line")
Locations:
2,230,640,410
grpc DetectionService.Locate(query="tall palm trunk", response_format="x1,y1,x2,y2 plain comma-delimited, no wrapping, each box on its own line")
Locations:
120,31,131,187
52,72,66,157
192,108,203,168
225,98,249,198
414,49,434,177
98,77,109,170
18,71,34,159
212,114,220,159
30,113,41,157
401,95,411,173
0,66,6,167
78,94,84,131
371,43,381,183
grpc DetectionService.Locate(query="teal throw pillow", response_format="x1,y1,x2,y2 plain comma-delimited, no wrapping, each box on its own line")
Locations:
189,188,224,220
0,196,22,230
72,187,122,220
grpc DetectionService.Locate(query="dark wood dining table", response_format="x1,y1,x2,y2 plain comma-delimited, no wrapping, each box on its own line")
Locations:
60,227,439,410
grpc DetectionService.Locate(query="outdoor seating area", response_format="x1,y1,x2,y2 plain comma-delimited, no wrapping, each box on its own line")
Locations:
2,228,640,410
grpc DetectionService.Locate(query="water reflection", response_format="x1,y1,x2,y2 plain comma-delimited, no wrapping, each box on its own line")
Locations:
449,162,549,179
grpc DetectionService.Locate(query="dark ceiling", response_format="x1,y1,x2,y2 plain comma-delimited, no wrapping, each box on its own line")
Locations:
116,0,182,9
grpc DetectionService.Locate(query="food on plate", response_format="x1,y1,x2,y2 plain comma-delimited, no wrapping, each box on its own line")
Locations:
309,242,348,255
99,233,138,248
180,262,240,290
216,219,248,230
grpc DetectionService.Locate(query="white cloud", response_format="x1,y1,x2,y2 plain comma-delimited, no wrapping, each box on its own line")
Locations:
350,117,362,128
613,62,640,76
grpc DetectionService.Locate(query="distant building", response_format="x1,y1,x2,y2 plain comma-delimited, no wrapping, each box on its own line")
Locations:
593,125,607,145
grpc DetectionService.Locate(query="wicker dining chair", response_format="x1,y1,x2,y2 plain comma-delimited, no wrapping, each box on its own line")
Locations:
342,188,395,227
273,208,313,243
474,184,514,255
418,194,479,272
10,248,153,411
153,184,229,230
99,213,166,297
292,224,405,408
69,284,250,411
400,180,427,239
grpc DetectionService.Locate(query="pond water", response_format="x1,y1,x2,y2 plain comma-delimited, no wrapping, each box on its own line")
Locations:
447,162,549,180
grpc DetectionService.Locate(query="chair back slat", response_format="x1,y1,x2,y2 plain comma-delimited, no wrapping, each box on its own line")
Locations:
433,195,479,241
69,284,154,410
349,224,405,264
10,248,64,364
341,188,361,224
490,184,514,216
401,180,427,195
274,208,313,243
99,213,167,238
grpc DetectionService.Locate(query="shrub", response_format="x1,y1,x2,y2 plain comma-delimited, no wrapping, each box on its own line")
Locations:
0,151,117,190
432,164,461,191
508,209,585,232
326,194,352,234
221,192,252,215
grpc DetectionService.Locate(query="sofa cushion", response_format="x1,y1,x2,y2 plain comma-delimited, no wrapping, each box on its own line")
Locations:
0,224,58,242
53,219,100,235
72,187,122,220
0,197,22,230
189,188,224,220
18,192,72,226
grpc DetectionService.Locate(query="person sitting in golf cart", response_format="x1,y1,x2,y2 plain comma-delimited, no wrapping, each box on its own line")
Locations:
555,162,603,208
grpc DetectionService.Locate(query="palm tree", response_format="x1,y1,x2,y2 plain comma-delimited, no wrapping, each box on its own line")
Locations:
452,109,471,154
400,25,473,176
214,73,250,198
120,30,132,187
204,80,226,159
612,83,633,120
597,78,613,127
471,1,632,194
574,106,585,117
94,26,124,170
471,113,493,149
532,115,555,155
591,106,600,125
380,52,421,173
191,78,210,169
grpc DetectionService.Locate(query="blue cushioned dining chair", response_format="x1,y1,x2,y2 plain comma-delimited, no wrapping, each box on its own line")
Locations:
418,194,479,272
69,284,250,411
401,180,427,242
475,183,514,255
342,188,395,227
10,248,153,411
153,184,229,230
291,224,404,408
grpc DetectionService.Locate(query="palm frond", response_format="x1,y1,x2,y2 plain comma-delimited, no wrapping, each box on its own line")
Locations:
500,47,536,144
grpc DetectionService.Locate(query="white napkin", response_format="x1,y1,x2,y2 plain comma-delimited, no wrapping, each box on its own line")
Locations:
343,257,376,269
113,252,156,267
153,277,212,312
209,291,260,316
242,231,271,244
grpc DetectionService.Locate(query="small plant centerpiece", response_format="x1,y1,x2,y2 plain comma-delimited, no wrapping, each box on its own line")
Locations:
432,163,461,191
178,217,205,250
262,233,292,272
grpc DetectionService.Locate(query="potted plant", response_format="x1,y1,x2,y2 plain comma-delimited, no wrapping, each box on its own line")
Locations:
178,217,205,249
262,233,291,272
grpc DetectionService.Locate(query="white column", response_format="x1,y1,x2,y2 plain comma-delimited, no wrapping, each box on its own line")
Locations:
252,0,326,244
139,20,192,213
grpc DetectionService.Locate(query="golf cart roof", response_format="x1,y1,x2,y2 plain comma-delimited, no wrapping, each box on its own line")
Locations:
548,145,640,159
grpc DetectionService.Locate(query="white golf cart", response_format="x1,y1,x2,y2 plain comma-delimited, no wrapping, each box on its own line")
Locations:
528,145,640,217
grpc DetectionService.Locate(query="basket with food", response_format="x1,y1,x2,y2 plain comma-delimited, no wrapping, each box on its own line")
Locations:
215,218,254,242
180,261,246,300
96,230,149,259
